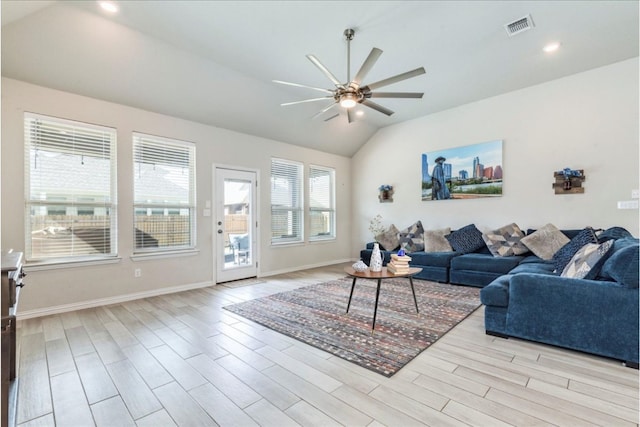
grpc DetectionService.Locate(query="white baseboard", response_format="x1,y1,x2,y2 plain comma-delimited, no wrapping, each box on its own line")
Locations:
18,281,214,320
260,258,353,277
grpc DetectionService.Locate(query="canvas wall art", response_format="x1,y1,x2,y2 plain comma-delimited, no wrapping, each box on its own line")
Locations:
421,140,503,201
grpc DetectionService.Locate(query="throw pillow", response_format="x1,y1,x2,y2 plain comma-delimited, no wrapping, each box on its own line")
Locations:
375,224,400,251
561,240,614,279
552,227,598,273
482,223,528,257
521,224,570,260
399,220,425,236
446,224,485,254
423,228,453,252
399,232,424,252
599,242,639,288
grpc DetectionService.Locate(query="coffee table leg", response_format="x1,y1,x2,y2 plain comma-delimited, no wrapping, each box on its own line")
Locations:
371,278,382,334
346,276,357,313
409,277,419,313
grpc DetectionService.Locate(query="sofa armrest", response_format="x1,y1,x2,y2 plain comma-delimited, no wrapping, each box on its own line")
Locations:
507,273,639,362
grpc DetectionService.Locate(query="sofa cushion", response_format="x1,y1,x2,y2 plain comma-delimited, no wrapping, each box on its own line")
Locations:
509,261,556,275
409,251,458,268
482,223,528,257
597,226,633,243
521,223,570,260
552,227,598,273
451,253,523,274
446,224,485,254
561,240,614,279
423,228,453,252
375,224,400,251
599,240,639,288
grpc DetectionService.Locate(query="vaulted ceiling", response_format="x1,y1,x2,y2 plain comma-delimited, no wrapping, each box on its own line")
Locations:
2,1,638,157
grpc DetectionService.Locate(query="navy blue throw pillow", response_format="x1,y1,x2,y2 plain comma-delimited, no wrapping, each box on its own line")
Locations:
552,227,598,273
446,224,486,254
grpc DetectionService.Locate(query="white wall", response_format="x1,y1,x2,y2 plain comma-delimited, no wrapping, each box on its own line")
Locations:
352,58,639,253
1,78,352,315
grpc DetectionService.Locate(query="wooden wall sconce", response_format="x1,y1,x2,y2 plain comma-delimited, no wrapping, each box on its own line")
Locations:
553,168,585,194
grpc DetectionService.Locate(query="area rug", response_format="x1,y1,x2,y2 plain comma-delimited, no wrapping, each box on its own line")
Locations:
223,277,480,377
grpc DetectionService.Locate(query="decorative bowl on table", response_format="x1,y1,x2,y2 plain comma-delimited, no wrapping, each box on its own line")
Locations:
352,260,369,272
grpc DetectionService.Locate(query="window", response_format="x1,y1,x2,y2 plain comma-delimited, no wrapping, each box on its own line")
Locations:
309,165,335,240
133,133,196,252
271,158,303,244
24,113,117,261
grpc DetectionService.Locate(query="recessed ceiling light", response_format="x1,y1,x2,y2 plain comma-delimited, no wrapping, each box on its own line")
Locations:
99,1,119,13
543,42,561,53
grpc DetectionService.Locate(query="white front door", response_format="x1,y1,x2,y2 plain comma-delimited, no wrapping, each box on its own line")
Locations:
214,167,258,283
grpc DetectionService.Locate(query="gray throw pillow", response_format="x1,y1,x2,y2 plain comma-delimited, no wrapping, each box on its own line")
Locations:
423,228,452,252
521,223,570,260
482,223,527,257
375,224,400,251
561,240,614,279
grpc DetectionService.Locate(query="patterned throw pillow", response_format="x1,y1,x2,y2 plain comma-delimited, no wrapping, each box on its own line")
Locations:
561,240,614,279
482,223,527,257
424,228,453,252
521,224,570,260
552,227,598,273
445,224,485,254
398,220,425,253
375,224,400,251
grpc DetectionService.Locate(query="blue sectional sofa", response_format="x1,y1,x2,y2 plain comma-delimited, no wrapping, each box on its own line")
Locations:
481,237,639,367
360,227,639,366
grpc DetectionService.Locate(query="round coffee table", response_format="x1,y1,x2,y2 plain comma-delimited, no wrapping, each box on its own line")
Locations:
344,266,423,333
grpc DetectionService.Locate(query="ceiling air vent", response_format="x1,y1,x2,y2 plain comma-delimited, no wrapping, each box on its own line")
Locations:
504,14,534,36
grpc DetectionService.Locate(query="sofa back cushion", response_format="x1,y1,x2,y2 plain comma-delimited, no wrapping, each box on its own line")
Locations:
599,239,639,288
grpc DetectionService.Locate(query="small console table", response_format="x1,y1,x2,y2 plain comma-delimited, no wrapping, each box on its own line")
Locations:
2,252,25,427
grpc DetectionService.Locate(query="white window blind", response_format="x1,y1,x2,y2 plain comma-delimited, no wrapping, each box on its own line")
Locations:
309,165,335,240
133,133,196,252
271,158,303,244
24,113,117,261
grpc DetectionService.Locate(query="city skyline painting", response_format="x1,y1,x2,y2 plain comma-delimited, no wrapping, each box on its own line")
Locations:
421,140,503,201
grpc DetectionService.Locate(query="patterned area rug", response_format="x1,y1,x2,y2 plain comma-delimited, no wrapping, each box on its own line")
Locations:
223,276,480,377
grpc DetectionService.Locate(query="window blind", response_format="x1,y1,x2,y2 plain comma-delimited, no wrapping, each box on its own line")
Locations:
133,133,196,252
24,113,118,261
271,158,303,244
309,165,335,240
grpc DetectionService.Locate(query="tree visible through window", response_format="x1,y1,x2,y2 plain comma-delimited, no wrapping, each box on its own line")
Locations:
24,113,117,261
133,133,196,252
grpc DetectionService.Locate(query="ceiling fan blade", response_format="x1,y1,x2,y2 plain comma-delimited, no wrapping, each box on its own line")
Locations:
362,99,395,116
351,47,383,87
323,113,340,122
368,92,424,99
281,97,333,106
312,101,339,119
363,67,426,91
306,55,345,88
273,80,334,94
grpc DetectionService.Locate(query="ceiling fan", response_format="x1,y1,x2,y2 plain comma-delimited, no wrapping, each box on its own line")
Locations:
274,29,426,123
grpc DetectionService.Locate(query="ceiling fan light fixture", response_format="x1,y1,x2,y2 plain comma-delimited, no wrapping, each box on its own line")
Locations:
340,93,357,108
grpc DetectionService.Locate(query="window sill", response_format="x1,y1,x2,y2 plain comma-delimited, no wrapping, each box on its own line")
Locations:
309,236,336,244
131,248,199,261
26,256,122,272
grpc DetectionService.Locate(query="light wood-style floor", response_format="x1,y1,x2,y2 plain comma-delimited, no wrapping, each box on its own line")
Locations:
14,263,639,426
